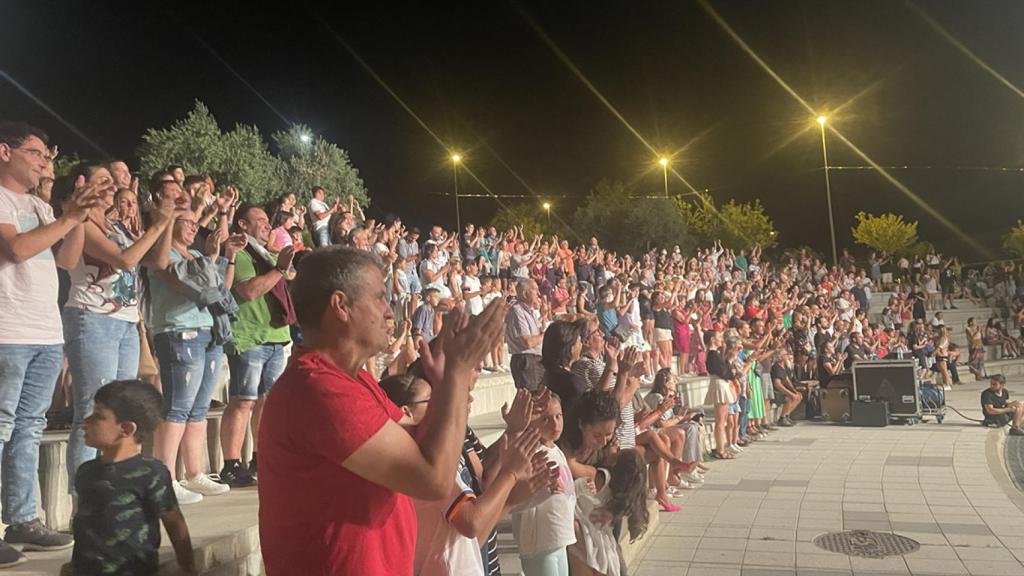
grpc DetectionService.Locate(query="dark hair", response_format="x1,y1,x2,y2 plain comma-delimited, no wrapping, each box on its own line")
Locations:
232,203,260,232
606,448,650,542
51,161,108,216
0,121,48,148
541,320,580,370
379,373,425,407
271,210,294,229
651,368,674,397
182,174,205,190
288,225,303,235
291,246,385,330
703,329,717,347
559,390,619,452
93,380,164,443
311,185,324,195
165,164,184,173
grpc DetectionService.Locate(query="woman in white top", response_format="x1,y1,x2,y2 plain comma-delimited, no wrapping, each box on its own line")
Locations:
62,166,178,491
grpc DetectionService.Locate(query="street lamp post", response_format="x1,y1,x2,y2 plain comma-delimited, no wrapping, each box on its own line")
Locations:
817,116,838,268
658,157,670,198
543,201,551,227
451,153,462,233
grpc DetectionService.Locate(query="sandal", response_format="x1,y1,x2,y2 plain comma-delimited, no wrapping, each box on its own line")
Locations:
711,450,735,460
657,498,682,512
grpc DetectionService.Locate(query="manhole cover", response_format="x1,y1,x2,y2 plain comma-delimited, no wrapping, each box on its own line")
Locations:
813,530,920,559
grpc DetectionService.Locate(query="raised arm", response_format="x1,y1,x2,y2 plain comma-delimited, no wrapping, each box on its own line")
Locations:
342,302,507,500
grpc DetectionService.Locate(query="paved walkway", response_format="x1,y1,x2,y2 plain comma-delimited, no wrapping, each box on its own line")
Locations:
630,377,1024,576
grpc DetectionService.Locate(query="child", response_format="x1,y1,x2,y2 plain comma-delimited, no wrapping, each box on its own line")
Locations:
379,373,547,576
69,380,195,575
512,393,577,576
570,449,649,576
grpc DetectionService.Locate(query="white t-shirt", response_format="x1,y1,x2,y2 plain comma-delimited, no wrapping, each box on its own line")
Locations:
66,221,140,323
308,198,330,231
512,444,577,556
0,186,62,345
414,455,484,576
463,275,483,315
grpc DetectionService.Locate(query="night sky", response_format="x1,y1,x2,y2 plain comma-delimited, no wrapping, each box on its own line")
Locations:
3,0,1023,258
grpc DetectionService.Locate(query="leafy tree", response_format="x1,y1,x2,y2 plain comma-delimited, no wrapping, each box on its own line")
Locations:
571,179,634,251
718,199,778,250
272,124,368,207
1004,220,1024,257
679,195,778,250
138,101,284,205
490,202,547,239
851,212,919,256
623,197,694,254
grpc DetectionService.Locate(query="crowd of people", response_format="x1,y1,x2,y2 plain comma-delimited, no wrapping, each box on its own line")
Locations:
2,119,1024,575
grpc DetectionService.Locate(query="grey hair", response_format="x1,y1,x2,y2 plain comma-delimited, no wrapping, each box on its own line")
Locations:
516,278,534,296
292,246,385,330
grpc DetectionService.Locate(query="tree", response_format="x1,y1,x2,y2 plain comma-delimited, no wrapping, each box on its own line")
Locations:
679,195,778,250
490,202,546,239
851,212,919,256
272,124,368,208
1004,220,1024,257
138,101,284,205
569,180,694,254
718,199,778,250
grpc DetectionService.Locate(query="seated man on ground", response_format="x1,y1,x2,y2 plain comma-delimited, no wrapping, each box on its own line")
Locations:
981,374,1024,435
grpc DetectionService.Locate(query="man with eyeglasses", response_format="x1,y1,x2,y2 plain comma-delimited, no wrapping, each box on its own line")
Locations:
0,121,105,566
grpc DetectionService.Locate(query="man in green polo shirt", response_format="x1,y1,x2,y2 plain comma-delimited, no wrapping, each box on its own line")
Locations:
219,205,294,486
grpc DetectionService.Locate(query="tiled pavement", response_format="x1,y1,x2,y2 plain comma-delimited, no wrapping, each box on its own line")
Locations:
629,377,1024,576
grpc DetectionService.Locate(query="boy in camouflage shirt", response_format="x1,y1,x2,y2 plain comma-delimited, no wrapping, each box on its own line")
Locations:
69,380,195,575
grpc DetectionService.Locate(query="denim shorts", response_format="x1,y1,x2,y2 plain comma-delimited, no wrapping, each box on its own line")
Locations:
154,328,223,424
227,343,287,400
728,400,741,415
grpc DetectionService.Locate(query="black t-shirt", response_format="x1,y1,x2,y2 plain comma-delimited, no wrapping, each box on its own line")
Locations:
654,308,673,330
706,350,734,380
771,362,794,387
639,294,654,320
576,261,593,285
73,455,178,576
543,366,589,412
844,343,867,370
911,291,927,319
981,388,1008,413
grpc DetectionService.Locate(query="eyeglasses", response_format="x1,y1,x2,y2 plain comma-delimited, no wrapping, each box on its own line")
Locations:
176,219,199,229
14,147,50,161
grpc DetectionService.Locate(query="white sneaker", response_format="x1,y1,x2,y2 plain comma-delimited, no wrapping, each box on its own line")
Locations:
173,481,204,505
182,474,230,497
684,471,705,484
730,444,744,453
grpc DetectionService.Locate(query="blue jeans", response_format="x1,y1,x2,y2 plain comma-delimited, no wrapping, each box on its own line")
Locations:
0,344,63,524
227,344,286,401
313,226,330,248
154,328,223,424
63,307,140,492
738,395,750,439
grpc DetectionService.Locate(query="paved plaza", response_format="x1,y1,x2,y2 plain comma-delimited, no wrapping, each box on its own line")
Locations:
627,377,1024,576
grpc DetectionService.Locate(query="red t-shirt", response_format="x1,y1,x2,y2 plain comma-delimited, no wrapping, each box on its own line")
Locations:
258,349,416,575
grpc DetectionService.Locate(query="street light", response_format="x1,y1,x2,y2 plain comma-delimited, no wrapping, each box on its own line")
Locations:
658,157,670,198
450,153,462,233
299,133,312,144
817,115,838,267
543,201,551,226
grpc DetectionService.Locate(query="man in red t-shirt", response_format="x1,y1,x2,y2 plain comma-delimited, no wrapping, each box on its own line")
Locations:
258,247,507,575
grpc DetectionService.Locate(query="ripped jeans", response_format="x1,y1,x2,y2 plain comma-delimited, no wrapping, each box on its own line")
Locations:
154,328,223,424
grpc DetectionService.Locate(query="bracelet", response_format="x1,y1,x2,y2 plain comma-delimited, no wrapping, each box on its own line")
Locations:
227,261,235,267
219,211,228,216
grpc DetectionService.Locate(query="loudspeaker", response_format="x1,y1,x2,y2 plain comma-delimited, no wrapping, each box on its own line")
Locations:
820,387,851,423
852,360,921,419
852,400,889,427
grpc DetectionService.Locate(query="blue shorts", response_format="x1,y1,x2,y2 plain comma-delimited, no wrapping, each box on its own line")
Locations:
728,401,741,415
228,343,287,401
